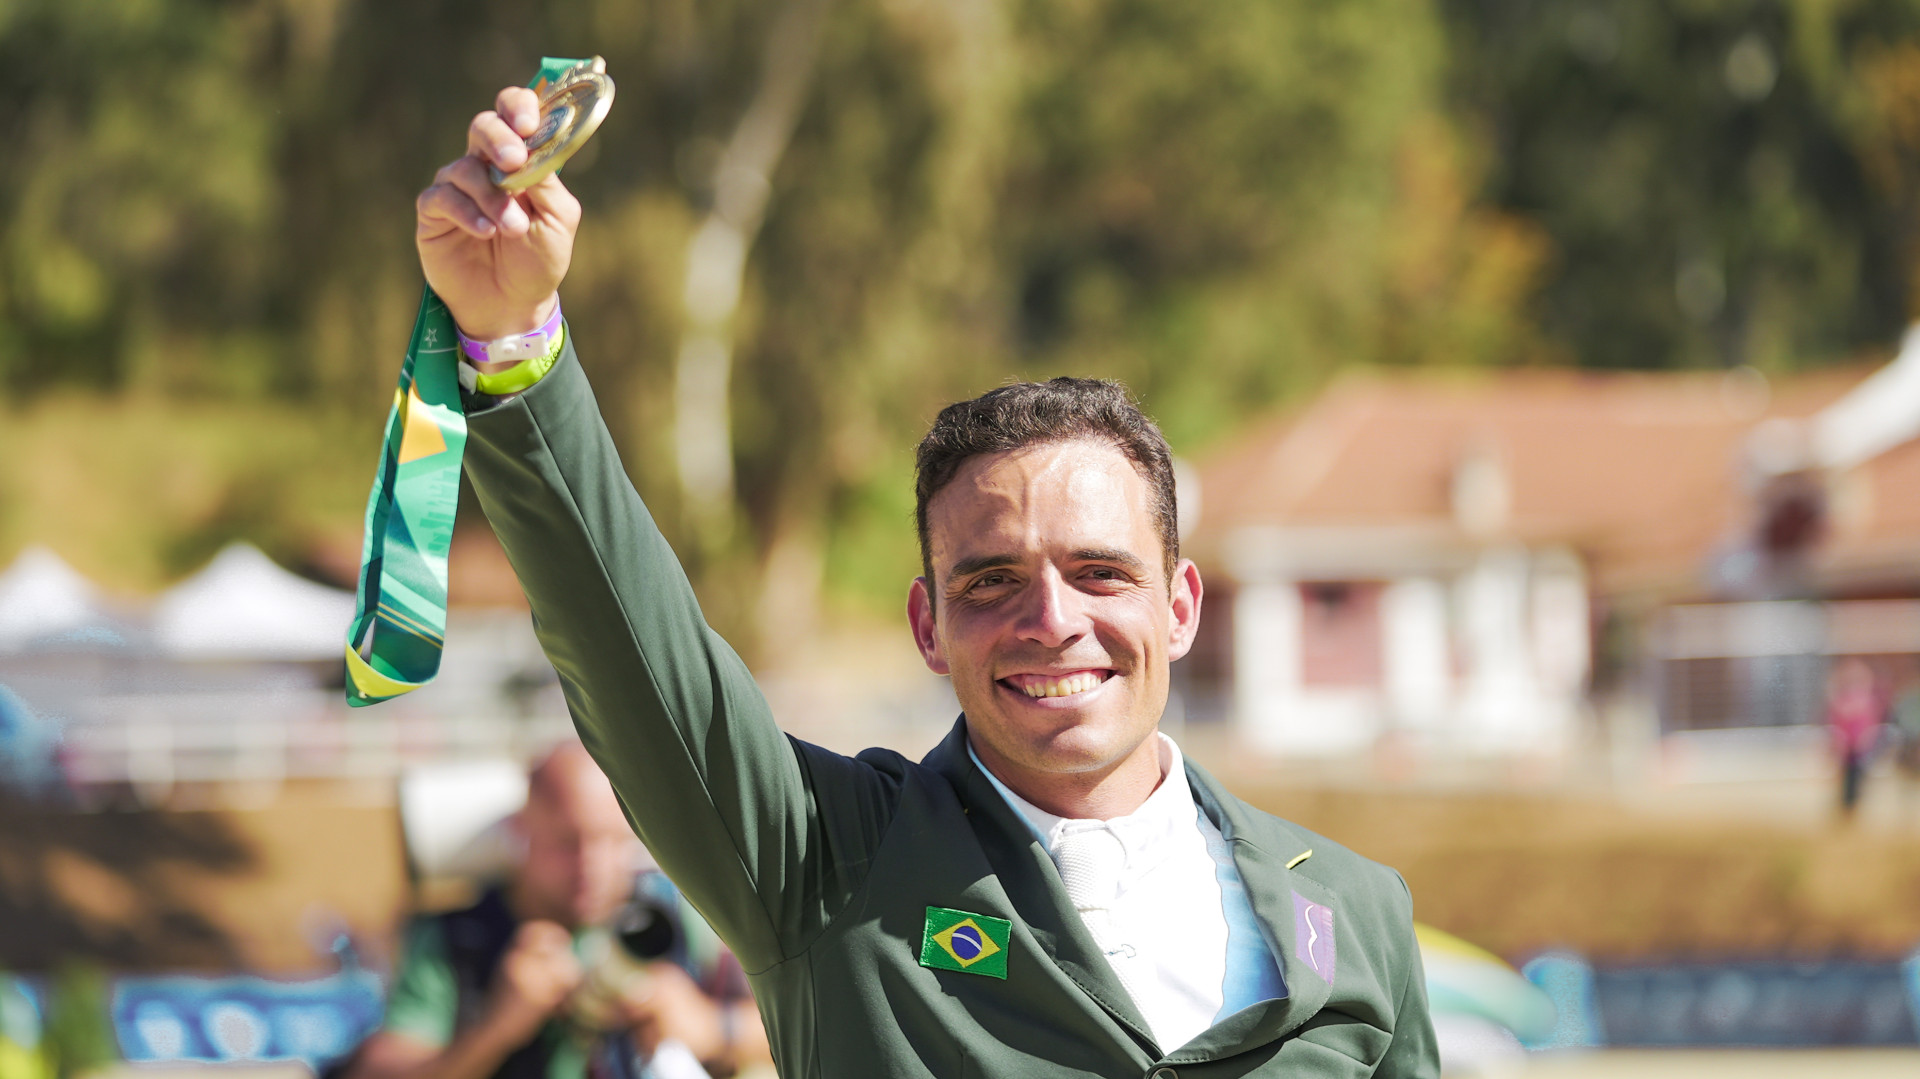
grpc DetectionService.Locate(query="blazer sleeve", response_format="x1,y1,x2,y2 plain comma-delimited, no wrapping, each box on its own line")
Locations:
460,338,901,972
1375,876,1441,1079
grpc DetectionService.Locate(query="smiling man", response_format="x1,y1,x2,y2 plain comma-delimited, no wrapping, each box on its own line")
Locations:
911,429,1189,820
426,86,1437,1078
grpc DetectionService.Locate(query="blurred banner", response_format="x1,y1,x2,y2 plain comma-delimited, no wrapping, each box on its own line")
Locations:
1525,952,1920,1048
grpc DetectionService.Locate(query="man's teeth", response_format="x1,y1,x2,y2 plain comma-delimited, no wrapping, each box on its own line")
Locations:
1018,672,1104,698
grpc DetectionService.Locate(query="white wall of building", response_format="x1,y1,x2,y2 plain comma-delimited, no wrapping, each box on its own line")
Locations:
1226,529,1590,758
1457,545,1541,749
1383,576,1452,733
1232,581,1382,755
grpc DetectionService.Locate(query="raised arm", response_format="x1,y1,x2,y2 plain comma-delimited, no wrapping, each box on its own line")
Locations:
417,87,900,971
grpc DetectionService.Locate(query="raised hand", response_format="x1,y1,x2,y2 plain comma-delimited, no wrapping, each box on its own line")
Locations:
416,87,581,342
484,919,583,1046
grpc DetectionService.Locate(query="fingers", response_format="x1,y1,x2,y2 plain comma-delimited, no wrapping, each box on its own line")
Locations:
468,107,527,172
496,86,541,136
420,155,529,238
416,181,495,239
418,86,579,247
488,86,581,228
515,919,574,952
464,87,539,178
519,171,582,235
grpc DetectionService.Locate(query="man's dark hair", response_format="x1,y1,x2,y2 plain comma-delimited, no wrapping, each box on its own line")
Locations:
914,377,1179,584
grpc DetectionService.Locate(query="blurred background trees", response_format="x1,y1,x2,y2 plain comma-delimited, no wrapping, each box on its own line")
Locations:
1442,0,1920,372
5,0,1920,655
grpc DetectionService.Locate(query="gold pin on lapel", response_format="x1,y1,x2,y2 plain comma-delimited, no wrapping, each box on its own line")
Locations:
1285,849,1313,869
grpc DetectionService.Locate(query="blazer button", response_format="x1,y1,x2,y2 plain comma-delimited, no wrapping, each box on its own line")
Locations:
1150,1070,1177,1079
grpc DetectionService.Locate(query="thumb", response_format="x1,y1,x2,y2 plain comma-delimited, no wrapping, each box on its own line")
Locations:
520,173,581,231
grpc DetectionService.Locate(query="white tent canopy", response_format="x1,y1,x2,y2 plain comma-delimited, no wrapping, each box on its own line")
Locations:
153,543,355,662
0,546,127,651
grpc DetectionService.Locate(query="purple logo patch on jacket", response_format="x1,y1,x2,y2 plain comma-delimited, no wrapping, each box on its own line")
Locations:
1292,892,1336,984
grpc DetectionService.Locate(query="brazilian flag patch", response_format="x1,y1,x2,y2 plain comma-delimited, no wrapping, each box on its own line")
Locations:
920,906,1011,979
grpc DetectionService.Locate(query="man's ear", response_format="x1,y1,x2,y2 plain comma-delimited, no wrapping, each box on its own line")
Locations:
907,577,951,675
1166,559,1204,662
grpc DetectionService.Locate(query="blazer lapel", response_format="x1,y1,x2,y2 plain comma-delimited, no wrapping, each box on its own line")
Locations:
1173,758,1336,1060
922,719,1161,1053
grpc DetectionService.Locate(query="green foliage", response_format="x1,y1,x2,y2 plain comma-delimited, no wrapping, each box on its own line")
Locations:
6,0,1920,626
0,393,378,589
0,0,287,392
1441,0,1920,370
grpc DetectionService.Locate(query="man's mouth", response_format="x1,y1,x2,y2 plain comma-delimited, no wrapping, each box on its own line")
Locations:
998,669,1114,699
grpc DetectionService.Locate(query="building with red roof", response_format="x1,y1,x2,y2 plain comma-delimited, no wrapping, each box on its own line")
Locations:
1179,345,1917,761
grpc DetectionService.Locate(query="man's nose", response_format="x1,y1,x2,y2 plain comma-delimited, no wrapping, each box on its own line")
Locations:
1015,569,1088,649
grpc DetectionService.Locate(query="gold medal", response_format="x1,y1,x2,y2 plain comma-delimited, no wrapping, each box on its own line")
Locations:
491,56,615,193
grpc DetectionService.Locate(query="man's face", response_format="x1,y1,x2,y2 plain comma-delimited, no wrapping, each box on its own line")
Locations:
515,775,639,929
909,439,1202,798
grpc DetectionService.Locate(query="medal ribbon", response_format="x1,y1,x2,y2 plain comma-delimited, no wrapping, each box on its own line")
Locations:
345,58,586,706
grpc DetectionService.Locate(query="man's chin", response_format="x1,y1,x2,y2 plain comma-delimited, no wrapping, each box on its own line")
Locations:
973,711,1143,775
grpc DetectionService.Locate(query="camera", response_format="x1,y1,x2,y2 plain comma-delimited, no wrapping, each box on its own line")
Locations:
569,888,681,1032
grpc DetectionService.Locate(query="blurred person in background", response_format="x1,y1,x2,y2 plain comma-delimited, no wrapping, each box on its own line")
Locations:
343,743,769,1079
1824,658,1886,819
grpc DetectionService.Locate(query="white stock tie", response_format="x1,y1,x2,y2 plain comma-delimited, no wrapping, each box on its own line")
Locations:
1052,825,1150,1006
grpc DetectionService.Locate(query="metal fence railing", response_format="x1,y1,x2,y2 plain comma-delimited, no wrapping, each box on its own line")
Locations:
1655,599,1920,733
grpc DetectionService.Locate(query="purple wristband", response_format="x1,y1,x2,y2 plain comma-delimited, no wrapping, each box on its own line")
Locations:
457,302,563,365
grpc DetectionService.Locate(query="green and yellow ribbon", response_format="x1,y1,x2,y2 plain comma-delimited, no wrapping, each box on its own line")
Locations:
345,288,465,706
345,58,585,707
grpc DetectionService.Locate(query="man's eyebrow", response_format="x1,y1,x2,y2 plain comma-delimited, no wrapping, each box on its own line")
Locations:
946,548,1150,585
946,553,1021,584
1071,547,1149,574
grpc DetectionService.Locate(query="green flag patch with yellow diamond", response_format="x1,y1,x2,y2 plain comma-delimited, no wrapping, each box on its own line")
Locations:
920,906,1011,979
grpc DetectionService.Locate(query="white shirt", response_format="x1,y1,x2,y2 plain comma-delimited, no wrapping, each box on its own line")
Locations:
969,734,1287,1051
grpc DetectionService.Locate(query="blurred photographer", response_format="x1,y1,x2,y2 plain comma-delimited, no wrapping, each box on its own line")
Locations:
345,743,769,1079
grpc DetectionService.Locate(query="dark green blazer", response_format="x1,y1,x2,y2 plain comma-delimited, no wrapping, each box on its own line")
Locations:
462,342,1438,1078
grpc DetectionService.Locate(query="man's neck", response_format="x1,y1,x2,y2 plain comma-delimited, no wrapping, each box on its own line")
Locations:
967,730,1167,821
